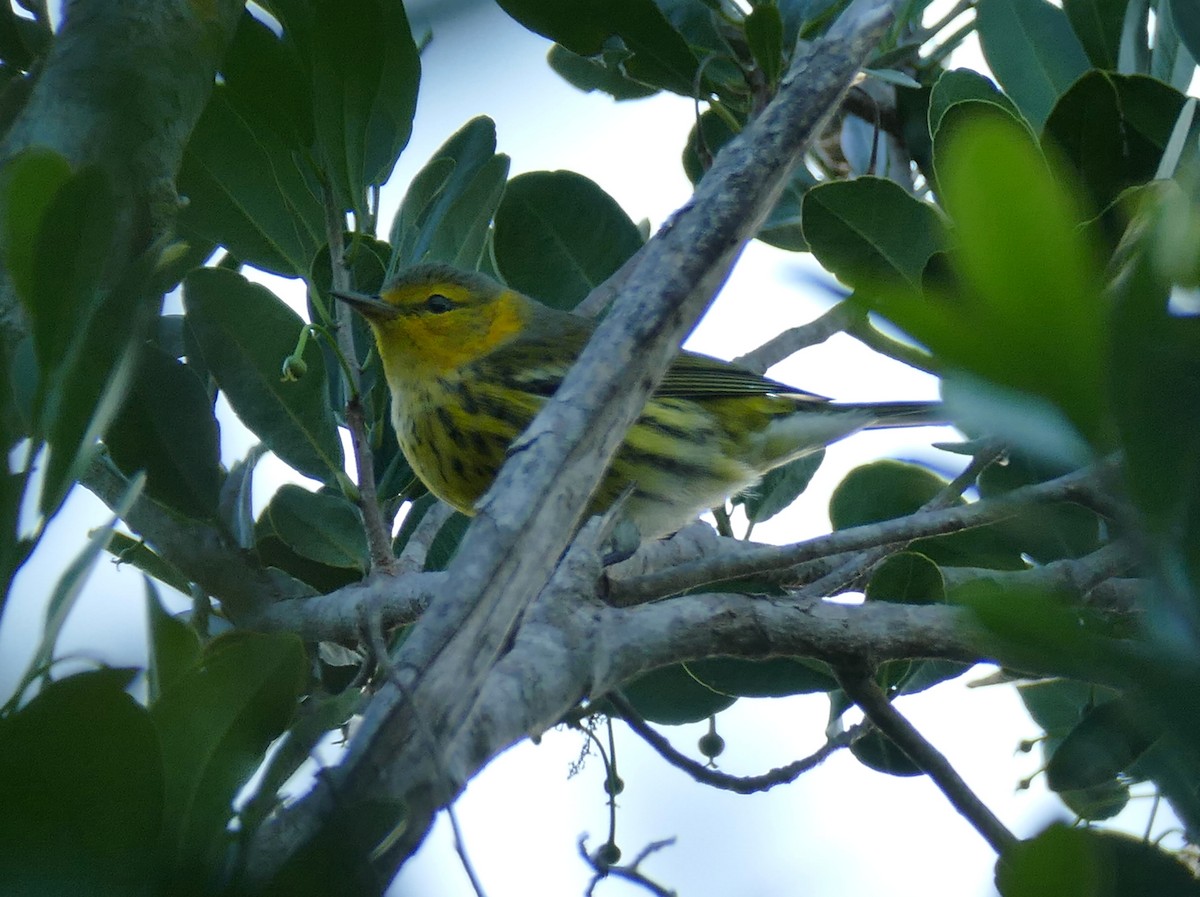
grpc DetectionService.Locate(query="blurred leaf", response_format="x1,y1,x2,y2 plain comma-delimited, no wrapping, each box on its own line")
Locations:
183,268,344,485
311,0,420,216
976,0,1091,130
261,484,368,571
1043,72,1188,213
996,823,1200,897
108,532,193,597
495,0,700,95
0,147,70,302
219,443,267,551
1063,0,1130,69
493,170,643,310
1057,777,1130,821
146,579,202,704
1172,0,1200,64
733,450,824,524
866,552,945,604
803,177,946,290
1150,0,1195,92
618,664,736,725
388,116,511,273
850,729,923,776
106,345,221,521
151,631,306,882
177,86,323,278
424,510,471,572
0,670,163,896
687,656,836,697
744,3,784,85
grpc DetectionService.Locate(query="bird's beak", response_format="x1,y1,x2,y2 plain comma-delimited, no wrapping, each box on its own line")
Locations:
331,289,401,321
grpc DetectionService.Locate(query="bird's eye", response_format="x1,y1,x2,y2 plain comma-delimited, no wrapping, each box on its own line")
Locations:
425,293,455,314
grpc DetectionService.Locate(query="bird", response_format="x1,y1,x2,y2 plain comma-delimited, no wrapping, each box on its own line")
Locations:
334,263,941,539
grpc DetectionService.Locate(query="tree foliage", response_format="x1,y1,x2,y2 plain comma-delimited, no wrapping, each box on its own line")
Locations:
1,0,1200,894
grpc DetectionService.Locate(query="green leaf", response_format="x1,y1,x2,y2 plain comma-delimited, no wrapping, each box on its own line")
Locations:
183,268,344,484
881,113,1109,448
996,824,1200,897
850,729,923,776
865,552,945,604
802,177,946,290
618,664,736,725
221,10,313,151
493,170,644,311
0,147,70,302
927,68,1027,140
1063,0,1129,69
744,3,784,85
424,510,471,572
733,450,824,524
1172,0,1200,64
0,670,163,896
219,443,267,550
388,116,511,273
1046,695,1160,793
146,579,202,704
976,0,1091,130
105,345,221,521
108,532,193,597
686,656,836,697
547,43,660,99
176,86,324,278
495,0,700,95
150,631,306,881
1043,72,1188,213
311,0,420,216
261,484,368,571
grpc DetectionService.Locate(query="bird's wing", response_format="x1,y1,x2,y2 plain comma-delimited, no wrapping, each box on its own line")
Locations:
656,350,829,403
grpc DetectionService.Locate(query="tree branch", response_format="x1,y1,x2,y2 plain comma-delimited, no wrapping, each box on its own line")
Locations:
245,0,905,884
733,300,862,374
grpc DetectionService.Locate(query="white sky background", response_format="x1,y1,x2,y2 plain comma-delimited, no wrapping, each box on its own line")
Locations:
0,1,1187,895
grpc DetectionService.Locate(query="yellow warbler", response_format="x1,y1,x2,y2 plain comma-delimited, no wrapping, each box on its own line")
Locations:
335,264,939,538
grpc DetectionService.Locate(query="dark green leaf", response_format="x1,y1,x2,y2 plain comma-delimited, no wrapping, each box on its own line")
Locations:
493,170,643,310
734,450,824,524
151,631,306,881
183,268,344,484
311,0,420,215
262,484,368,571
618,664,736,725
0,670,163,896
927,68,1026,140
1172,0,1200,64
850,729,923,776
1046,695,1159,792
146,579,203,704
744,3,784,85
219,443,267,551
996,823,1200,897
1057,778,1129,821
1063,0,1130,69
1043,72,1188,213
686,656,836,697
976,0,1091,130
424,510,471,572
222,10,313,150
0,147,70,303
803,177,946,290
866,552,945,604
177,86,324,278
106,345,221,520
547,43,660,99
388,116,511,272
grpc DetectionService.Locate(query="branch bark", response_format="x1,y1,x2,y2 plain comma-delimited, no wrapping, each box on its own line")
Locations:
245,0,904,885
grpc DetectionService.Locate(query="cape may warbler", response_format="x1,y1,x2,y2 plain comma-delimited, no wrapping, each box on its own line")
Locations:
335,264,940,538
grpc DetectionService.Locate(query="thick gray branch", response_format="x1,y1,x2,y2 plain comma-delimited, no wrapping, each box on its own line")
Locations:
246,0,902,884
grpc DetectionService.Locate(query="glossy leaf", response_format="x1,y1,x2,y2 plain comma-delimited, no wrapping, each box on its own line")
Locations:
261,484,368,571
976,0,1091,130
927,68,1026,140
1063,0,1129,69
150,631,306,880
177,86,324,278
389,116,511,273
106,345,221,520
183,268,344,484
0,670,163,895
803,177,946,290
146,579,202,704
493,170,644,310
311,0,420,216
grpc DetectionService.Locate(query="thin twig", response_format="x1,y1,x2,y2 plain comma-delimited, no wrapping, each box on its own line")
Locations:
846,315,938,374
607,692,861,794
835,665,1018,855
733,301,863,374
447,804,489,897
580,836,677,897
